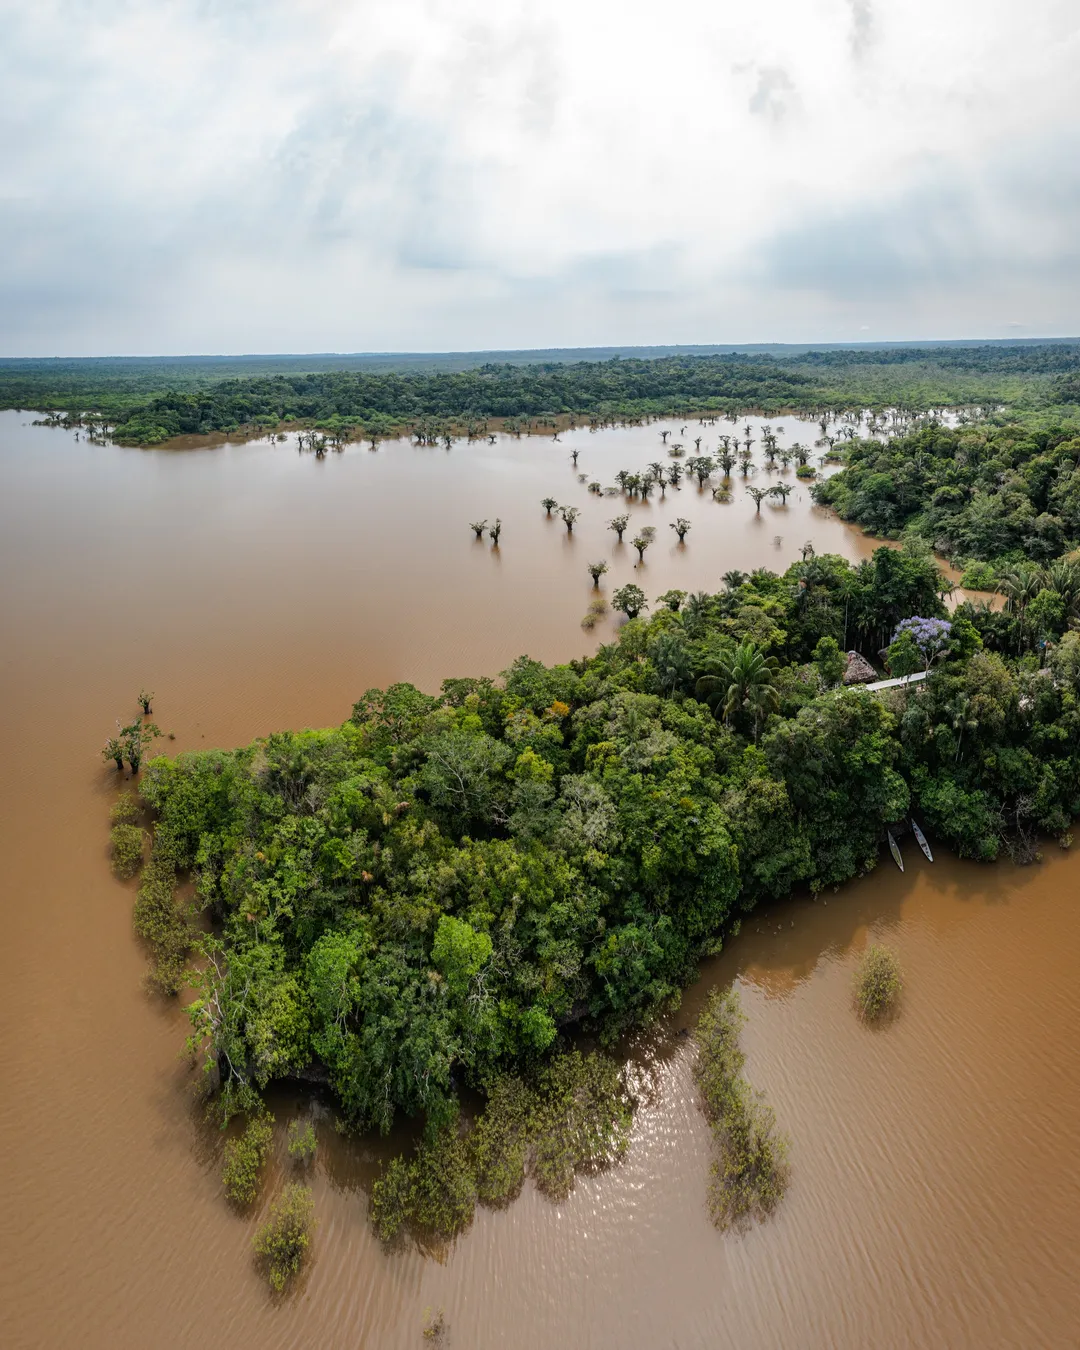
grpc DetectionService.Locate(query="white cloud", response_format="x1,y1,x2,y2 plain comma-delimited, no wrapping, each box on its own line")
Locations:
1,0,1078,353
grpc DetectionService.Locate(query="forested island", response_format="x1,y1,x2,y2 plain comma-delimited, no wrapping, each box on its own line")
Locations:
91,346,1080,1264
10,341,1080,445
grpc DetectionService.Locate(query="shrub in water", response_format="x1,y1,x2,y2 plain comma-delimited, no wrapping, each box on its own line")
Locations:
110,823,146,879
253,1183,314,1292
222,1114,274,1206
109,791,141,826
693,987,790,1231
853,944,903,1021
286,1120,317,1164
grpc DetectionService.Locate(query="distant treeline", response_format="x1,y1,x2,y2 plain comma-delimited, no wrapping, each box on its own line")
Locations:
4,344,1080,444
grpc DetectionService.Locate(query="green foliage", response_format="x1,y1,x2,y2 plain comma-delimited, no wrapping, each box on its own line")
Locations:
253,1183,314,1292
109,815,145,880
612,583,647,618
110,823,146,878
960,560,998,591
109,791,141,826
286,1120,317,1164
812,635,846,688
371,1051,631,1242
222,1113,274,1205
693,987,790,1231
853,944,903,1021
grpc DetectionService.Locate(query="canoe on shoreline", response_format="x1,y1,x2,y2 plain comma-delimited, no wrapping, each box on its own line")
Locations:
911,820,934,862
887,831,904,872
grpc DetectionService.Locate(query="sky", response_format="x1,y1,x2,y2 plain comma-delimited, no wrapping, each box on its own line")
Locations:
2,0,1079,356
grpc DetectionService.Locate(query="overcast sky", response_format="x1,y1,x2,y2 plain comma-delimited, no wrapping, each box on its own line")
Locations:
2,0,1078,356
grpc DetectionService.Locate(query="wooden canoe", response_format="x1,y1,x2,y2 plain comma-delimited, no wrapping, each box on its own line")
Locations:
887,830,904,872
911,820,933,862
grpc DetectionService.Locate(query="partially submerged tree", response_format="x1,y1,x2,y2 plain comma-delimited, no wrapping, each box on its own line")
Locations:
489,518,503,545
612,584,647,619
541,498,558,516
747,487,771,514
587,560,609,587
670,518,691,543
608,514,629,541
559,506,581,533
470,520,488,538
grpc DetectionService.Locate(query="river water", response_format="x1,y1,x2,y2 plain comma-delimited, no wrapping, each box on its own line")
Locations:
0,410,1076,1348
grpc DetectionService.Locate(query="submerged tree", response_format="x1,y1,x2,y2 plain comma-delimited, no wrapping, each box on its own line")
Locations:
587,560,609,587
612,583,647,619
470,520,488,538
489,518,503,545
541,497,558,516
770,484,794,505
747,487,771,514
138,689,154,716
559,506,581,533
608,515,630,542
670,518,691,543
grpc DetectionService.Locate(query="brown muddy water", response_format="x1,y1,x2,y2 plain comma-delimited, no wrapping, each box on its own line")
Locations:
0,409,1076,1348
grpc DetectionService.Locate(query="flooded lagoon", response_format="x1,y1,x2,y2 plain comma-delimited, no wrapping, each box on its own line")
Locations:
0,410,1076,1348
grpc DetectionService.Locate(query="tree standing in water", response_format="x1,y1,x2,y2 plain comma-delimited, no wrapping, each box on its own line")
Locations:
138,689,154,716
587,560,609,587
631,527,655,563
608,515,629,542
612,583,647,619
670,518,692,543
559,506,581,533
470,520,488,538
489,518,502,544
770,484,794,505
541,498,558,516
747,487,771,514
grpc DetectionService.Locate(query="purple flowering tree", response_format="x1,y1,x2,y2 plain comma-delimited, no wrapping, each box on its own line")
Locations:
888,616,953,674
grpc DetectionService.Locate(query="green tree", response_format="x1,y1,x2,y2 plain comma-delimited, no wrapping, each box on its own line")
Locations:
612,584,647,619
812,635,846,688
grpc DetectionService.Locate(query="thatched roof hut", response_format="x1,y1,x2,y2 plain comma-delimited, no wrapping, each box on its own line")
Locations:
843,651,877,685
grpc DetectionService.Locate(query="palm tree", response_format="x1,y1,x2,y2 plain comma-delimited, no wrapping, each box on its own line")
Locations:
489,518,502,544
717,449,737,477
667,462,684,487
648,632,693,695
695,642,779,741
998,562,1046,647
670,518,691,542
722,569,748,591
648,461,666,484
541,497,558,515
608,515,630,541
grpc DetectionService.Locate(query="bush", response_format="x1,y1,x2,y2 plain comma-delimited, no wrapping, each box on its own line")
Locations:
286,1120,317,1164
222,1114,274,1205
132,855,193,994
110,823,146,878
253,1183,314,1292
530,1051,632,1200
853,944,903,1020
370,1051,633,1242
109,791,141,826
694,987,790,1231
959,559,997,591
469,1076,533,1206
371,1117,476,1243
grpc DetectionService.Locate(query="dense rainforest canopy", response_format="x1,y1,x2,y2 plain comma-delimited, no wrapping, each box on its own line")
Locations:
8,342,1080,444
133,535,1080,1146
